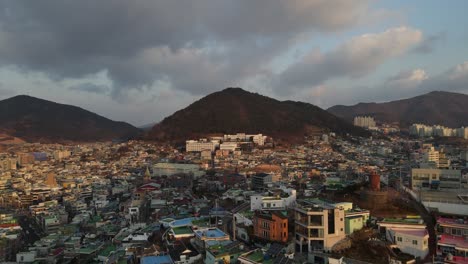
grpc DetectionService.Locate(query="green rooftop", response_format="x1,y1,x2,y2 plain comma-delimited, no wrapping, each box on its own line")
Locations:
98,244,117,257
172,226,193,235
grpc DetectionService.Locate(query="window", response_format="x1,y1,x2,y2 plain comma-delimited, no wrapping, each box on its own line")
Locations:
284,223,286,228
397,237,402,242
412,240,418,245
340,228,343,231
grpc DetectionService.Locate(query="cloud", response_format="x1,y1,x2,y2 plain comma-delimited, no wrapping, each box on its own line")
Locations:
412,32,446,54
318,61,468,109
385,69,428,89
0,0,375,99
275,27,423,94
69,83,109,94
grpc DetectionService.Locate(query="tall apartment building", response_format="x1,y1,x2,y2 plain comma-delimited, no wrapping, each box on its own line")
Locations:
410,124,468,139
422,147,440,168
353,116,376,128
294,199,346,252
253,211,288,243
411,168,462,190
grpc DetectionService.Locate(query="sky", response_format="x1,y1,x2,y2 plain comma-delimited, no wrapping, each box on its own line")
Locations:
0,0,467,126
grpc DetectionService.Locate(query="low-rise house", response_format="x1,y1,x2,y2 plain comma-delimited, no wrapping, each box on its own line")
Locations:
193,227,230,249
205,241,245,264
389,229,429,259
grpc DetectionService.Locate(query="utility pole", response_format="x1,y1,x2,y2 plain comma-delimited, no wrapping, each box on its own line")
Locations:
232,213,236,241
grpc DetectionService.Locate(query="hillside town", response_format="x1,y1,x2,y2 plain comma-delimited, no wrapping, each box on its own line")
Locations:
1,127,467,264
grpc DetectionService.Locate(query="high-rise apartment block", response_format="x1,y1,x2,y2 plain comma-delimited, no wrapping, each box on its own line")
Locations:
353,116,376,128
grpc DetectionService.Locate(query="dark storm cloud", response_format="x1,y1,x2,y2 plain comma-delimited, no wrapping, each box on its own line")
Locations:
0,0,372,98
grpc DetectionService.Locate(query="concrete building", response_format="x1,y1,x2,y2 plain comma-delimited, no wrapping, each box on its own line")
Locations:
410,124,468,139
294,199,346,252
153,163,203,178
220,142,238,151
437,218,468,259
251,173,280,191
250,187,296,211
223,133,267,146
253,211,288,243
53,150,71,161
353,116,376,128
422,147,439,168
186,140,219,152
411,168,462,190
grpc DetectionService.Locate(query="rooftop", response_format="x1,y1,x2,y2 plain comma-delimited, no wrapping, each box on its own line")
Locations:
141,255,174,264
439,234,468,250
194,228,227,238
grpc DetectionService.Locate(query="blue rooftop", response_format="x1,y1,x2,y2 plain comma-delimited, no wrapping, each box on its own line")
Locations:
170,217,196,227
141,255,173,264
195,228,227,238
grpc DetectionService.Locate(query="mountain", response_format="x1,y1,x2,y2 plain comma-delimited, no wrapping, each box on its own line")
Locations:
148,87,369,142
328,91,468,128
139,122,157,131
0,95,140,142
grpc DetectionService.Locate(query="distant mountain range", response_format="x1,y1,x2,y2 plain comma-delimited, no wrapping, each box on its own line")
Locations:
0,95,140,142
147,87,369,141
4,89,465,143
328,91,468,128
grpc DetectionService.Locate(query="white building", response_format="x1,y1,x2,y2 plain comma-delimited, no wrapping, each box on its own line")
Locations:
186,140,219,152
220,142,238,151
223,133,267,146
409,124,468,139
16,251,37,263
250,187,297,211
353,116,376,128
388,229,429,259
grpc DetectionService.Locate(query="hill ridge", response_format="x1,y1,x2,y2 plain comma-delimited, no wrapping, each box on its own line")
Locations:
327,91,468,127
148,87,369,142
0,95,141,142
